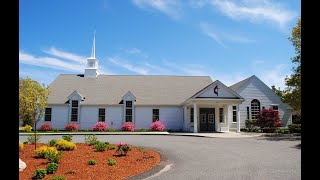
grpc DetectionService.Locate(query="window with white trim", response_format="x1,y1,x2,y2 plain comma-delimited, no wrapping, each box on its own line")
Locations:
251,99,260,120
125,101,132,122
219,108,223,123
71,100,79,122
45,108,52,121
98,108,105,122
246,107,250,120
190,108,194,122
208,114,214,123
232,106,237,123
152,109,159,122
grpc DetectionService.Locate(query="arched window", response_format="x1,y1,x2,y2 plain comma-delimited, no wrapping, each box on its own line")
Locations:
251,99,260,120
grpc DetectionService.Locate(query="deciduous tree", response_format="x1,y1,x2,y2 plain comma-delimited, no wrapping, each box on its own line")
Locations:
19,77,49,126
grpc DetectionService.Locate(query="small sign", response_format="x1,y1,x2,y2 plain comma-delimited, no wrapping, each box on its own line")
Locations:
214,85,219,96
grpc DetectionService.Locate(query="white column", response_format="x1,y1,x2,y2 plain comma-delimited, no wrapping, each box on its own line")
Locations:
237,104,241,133
193,103,198,133
224,105,228,131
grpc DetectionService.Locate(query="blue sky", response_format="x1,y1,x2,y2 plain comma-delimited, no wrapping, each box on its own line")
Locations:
19,0,301,89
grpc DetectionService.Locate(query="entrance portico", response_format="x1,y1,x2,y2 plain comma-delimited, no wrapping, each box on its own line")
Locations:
181,80,245,133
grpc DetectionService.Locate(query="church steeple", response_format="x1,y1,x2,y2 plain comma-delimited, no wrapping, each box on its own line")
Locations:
84,32,99,78
91,31,96,58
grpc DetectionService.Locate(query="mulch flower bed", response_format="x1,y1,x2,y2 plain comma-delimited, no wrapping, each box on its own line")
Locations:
19,143,160,180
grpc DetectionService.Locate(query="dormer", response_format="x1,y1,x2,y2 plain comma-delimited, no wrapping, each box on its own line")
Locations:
122,91,136,123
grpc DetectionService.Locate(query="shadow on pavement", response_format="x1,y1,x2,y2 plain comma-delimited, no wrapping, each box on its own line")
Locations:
256,134,301,141
293,143,301,149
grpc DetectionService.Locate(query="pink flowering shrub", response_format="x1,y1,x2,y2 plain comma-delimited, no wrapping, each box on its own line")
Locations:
122,122,135,131
64,122,79,131
150,120,165,131
115,142,131,156
40,123,52,131
92,122,109,131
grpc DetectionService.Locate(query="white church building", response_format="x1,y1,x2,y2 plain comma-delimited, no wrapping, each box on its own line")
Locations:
38,37,292,132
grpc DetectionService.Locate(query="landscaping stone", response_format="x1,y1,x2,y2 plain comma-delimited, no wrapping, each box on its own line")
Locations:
19,158,27,171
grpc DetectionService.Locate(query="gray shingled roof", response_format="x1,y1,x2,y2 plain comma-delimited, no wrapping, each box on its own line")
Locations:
48,75,213,105
229,75,254,91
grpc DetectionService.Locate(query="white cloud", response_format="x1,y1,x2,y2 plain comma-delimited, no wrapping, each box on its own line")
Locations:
189,0,210,8
258,64,289,89
125,48,149,58
132,0,183,19
19,51,85,72
221,32,255,43
109,57,149,75
126,48,141,55
200,23,227,48
200,22,254,47
209,0,297,29
43,47,87,65
162,60,213,76
144,62,174,75
20,49,113,76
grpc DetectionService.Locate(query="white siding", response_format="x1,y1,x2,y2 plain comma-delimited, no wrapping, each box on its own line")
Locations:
135,106,184,131
159,107,184,131
79,106,100,130
38,105,69,130
106,106,124,130
135,107,153,129
236,77,292,128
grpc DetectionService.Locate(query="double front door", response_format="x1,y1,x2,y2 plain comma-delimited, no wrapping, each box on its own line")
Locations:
199,108,215,132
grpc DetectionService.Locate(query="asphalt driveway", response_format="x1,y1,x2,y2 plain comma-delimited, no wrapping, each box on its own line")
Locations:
19,135,301,180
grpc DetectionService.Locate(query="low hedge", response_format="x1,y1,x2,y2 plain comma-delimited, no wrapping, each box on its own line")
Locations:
288,124,301,133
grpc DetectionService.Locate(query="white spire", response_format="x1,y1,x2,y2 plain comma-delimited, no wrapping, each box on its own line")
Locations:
91,31,96,58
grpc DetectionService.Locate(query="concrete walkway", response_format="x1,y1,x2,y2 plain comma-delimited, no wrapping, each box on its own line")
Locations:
19,131,267,138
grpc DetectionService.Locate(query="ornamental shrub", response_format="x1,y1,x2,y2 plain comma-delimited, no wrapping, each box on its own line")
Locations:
107,158,116,166
88,160,96,165
22,124,32,132
32,168,47,179
84,134,99,146
150,120,165,131
93,141,108,152
288,124,301,133
245,119,256,132
62,134,73,142
122,122,135,131
92,122,109,131
255,109,283,130
48,139,57,147
45,151,63,163
115,142,131,156
64,122,79,131
40,123,52,131
55,140,76,151
19,142,24,150
46,162,59,174
35,146,58,158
